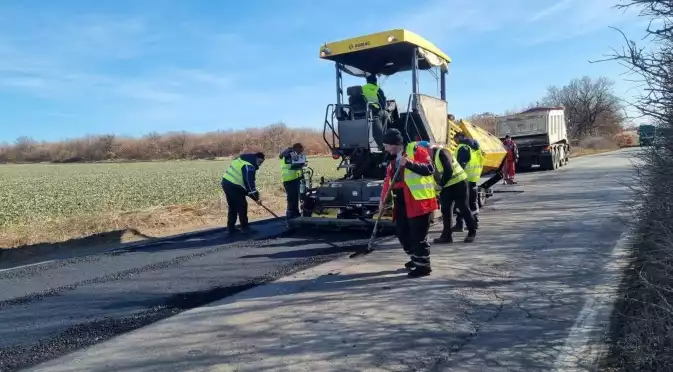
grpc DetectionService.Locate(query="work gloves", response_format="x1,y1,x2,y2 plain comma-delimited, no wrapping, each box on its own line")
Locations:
248,191,260,202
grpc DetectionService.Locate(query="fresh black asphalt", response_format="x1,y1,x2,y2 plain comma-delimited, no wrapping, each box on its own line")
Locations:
0,221,371,372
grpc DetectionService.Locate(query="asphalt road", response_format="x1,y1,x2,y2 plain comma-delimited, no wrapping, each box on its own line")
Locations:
0,221,374,372
2,148,640,371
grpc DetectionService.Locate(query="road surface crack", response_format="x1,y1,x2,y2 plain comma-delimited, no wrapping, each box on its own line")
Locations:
417,288,507,372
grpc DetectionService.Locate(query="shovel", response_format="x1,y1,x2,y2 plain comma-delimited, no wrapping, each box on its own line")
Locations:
349,162,403,258
257,200,280,218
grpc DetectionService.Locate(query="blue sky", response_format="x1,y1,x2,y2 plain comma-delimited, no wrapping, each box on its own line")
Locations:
0,0,649,142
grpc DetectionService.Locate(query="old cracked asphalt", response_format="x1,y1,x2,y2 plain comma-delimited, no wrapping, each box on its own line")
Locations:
5,148,640,372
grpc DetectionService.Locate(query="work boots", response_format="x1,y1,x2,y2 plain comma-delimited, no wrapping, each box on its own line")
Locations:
408,265,432,278
240,225,255,234
433,234,453,244
464,230,477,243
228,227,239,236
229,225,254,236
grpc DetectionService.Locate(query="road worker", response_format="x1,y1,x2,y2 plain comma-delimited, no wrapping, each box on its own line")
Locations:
221,152,265,236
453,132,484,231
379,128,438,278
362,74,388,149
279,143,307,219
503,135,519,184
429,142,477,244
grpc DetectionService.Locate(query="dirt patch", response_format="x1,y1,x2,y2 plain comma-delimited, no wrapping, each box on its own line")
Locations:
0,197,286,250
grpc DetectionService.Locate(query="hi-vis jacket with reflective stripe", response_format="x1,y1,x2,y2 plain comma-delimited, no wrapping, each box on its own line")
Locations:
222,154,259,195
435,145,467,187
380,142,439,219
456,144,484,183
223,158,251,188
403,142,437,200
362,83,382,109
279,148,305,182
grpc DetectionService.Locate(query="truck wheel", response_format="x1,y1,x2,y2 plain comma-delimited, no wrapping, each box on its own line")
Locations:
552,149,559,170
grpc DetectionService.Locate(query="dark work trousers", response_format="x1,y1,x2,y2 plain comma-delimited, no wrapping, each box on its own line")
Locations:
283,178,301,219
393,189,433,267
439,180,477,236
221,179,249,229
371,114,385,150
455,181,479,227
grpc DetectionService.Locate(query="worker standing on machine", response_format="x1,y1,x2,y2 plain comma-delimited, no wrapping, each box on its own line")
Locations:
279,143,307,219
429,142,478,244
453,132,484,231
362,74,388,148
221,152,265,236
379,128,438,278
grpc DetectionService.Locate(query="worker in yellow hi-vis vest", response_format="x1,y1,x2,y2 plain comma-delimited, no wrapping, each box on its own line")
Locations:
279,143,307,219
362,74,388,149
221,152,265,236
428,143,477,244
453,132,484,231
379,129,438,278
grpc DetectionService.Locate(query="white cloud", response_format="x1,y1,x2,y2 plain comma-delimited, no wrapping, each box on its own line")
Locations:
520,0,642,46
0,13,241,107
384,0,642,49
527,0,573,23
387,0,524,47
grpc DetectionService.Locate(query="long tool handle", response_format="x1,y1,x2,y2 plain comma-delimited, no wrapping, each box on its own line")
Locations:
258,202,280,218
367,163,403,249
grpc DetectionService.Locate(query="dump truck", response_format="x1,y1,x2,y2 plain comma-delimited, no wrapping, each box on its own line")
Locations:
495,107,570,171
287,29,507,231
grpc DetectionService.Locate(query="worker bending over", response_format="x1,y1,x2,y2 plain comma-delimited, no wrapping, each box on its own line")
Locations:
379,129,438,278
430,143,477,244
453,132,484,231
279,143,307,219
221,152,265,236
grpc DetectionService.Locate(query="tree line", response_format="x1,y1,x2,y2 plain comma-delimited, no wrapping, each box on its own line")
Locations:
467,75,627,142
1,74,628,164
0,124,331,163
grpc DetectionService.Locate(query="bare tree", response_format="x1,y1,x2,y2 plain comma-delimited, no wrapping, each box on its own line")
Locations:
13,136,37,161
542,76,625,139
600,1,673,370
98,134,117,160
143,132,163,159
465,112,498,134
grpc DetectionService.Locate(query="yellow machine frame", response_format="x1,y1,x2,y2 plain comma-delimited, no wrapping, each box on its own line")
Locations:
289,29,507,229
319,29,451,66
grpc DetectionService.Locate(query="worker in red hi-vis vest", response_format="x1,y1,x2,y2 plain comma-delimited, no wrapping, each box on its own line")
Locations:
502,135,518,184
379,128,439,278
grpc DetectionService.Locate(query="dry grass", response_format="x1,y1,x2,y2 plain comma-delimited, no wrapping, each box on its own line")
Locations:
0,199,285,249
603,143,673,371
571,147,619,157
570,136,621,158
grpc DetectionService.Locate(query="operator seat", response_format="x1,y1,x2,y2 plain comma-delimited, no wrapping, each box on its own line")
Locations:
343,85,384,152
346,86,370,119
